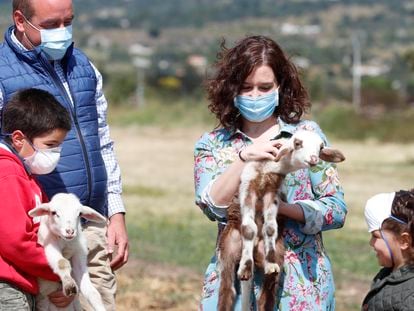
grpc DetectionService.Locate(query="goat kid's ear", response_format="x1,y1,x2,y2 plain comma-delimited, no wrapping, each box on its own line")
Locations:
320,148,345,163
80,205,107,223
28,204,52,217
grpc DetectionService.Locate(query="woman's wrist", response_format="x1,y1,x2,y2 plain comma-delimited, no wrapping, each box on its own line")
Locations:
278,202,305,223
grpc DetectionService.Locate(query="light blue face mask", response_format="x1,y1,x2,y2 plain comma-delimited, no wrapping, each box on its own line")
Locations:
234,89,279,123
39,25,73,61
24,16,73,61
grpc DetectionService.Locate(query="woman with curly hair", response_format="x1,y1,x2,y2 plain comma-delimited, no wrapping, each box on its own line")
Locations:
194,35,347,310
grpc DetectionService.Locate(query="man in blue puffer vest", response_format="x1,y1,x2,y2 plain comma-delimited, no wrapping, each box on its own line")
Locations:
0,1,129,309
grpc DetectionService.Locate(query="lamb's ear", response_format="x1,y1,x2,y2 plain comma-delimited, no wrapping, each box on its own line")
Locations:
80,205,107,223
28,203,52,217
274,147,292,162
320,147,345,163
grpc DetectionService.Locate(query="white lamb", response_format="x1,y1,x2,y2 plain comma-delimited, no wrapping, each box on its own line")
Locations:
29,193,107,311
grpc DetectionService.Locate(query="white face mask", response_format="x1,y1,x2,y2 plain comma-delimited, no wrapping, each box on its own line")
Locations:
24,142,62,175
23,15,73,61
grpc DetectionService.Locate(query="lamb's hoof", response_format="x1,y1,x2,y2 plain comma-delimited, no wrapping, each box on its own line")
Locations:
237,259,253,281
265,262,280,274
62,278,78,296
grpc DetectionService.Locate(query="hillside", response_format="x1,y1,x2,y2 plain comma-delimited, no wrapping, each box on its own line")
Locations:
0,0,413,113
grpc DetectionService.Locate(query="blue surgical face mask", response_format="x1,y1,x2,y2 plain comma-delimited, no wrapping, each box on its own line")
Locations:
24,16,73,61
234,89,279,123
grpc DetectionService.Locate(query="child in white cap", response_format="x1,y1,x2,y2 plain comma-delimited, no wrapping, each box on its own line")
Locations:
362,189,414,310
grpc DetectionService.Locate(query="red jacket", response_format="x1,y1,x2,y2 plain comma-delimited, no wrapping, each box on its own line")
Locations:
0,147,59,294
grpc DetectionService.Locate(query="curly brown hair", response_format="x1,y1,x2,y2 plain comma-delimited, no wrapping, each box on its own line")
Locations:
205,35,310,129
382,189,414,264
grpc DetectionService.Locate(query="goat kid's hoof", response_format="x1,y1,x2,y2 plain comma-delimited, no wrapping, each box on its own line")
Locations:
237,259,253,281
264,262,280,274
62,278,78,296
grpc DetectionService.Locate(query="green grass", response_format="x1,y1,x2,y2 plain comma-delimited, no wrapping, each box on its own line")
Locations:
325,229,378,279
109,96,414,142
108,96,215,129
127,210,378,278
314,104,414,142
127,211,217,272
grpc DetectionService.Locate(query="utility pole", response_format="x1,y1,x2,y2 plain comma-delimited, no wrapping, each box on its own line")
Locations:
129,44,152,108
352,32,361,113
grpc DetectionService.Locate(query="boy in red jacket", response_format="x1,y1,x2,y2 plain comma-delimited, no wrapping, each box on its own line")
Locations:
0,88,72,309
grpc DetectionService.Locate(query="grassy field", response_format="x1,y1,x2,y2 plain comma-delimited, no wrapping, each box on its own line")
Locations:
111,124,414,311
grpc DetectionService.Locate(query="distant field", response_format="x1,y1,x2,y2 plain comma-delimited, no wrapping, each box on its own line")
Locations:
112,125,414,311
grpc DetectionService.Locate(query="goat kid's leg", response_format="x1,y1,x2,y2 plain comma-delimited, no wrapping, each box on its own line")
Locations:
258,272,278,311
71,249,105,311
258,220,285,311
262,192,280,275
217,227,241,311
237,192,257,281
44,245,78,297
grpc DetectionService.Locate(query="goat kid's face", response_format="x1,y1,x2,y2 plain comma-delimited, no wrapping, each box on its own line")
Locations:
29,193,107,241
278,130,345,169
48,206,82,241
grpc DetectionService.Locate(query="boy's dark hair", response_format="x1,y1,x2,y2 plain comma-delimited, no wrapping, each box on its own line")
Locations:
2,88,71,141
382,189,414,264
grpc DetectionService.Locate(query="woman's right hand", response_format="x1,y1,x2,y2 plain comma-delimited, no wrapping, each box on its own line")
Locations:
239,139,283,162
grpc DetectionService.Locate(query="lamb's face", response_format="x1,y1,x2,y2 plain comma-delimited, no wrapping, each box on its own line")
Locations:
288,130,324,169
47,193,82,241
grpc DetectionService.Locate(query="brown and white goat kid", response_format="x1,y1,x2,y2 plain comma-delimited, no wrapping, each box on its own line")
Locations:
217,130,345,311
29,193,107,311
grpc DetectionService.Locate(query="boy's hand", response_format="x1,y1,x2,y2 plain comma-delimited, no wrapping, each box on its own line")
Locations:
48,290,75,308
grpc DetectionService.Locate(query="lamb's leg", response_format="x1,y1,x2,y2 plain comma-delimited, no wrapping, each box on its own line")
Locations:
262,192,280,275
44,245,78,297
237,191,257,281
217,227,241,311
71,249,105,311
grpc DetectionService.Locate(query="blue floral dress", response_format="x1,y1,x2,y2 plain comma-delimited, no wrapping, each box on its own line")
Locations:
194,119,347,311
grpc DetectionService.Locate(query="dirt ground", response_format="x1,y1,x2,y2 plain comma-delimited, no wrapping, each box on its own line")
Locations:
116,259,202,310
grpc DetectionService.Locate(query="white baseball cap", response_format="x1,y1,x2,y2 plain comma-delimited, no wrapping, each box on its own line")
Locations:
364,192,396,232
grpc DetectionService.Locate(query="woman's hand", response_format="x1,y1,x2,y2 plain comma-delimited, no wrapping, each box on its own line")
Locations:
239,139,283,162
48,290,75,308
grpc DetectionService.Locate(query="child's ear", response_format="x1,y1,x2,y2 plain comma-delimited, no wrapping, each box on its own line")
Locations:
399,232,412,250
11,130,25,150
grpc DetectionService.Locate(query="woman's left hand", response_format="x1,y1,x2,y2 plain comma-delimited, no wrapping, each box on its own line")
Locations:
48,290,75,308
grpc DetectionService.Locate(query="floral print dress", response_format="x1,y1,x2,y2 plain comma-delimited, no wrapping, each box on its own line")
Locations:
194,119,347,311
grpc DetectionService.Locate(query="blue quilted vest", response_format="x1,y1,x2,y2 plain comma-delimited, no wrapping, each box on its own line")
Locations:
0,26,108,216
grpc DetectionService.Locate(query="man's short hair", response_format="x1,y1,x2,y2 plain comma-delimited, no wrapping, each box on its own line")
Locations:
12,0,35,20
3,88,71,141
